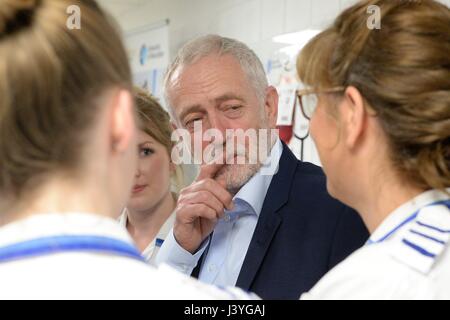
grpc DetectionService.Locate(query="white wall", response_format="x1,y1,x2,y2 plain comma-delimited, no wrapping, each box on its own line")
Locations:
101,0,450,70
101,0,361,63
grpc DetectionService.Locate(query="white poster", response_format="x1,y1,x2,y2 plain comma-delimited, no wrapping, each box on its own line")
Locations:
125,22,169,106
266,50,320,165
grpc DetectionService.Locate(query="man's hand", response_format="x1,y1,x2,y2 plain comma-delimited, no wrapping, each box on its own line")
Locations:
173,162,234,254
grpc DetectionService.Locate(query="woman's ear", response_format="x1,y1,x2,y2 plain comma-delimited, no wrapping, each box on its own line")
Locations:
341,86,367,149
110,89,135,154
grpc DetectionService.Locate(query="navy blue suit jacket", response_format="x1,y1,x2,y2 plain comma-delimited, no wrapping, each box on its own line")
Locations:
193,143,369,299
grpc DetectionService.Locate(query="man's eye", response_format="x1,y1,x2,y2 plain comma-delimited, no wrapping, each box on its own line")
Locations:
226,105,243,116
185,118,202,129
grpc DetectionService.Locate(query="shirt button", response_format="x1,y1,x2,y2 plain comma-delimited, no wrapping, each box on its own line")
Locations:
224,214,231,222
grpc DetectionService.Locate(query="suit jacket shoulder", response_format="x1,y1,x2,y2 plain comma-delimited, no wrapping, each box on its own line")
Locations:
236,143,369,299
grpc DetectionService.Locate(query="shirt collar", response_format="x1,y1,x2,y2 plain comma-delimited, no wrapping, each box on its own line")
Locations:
369,188,450,242
119,209,175,252
232,138,283,217
157,212,176,240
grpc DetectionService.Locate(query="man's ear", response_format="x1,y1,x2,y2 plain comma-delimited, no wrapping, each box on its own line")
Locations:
341,86,367,149
110,89,135,154
264,86,279,128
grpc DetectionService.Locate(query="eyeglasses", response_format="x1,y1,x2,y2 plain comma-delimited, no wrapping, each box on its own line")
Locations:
296,87,345,120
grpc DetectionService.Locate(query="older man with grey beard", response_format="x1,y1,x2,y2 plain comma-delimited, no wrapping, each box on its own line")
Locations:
156,34,369,299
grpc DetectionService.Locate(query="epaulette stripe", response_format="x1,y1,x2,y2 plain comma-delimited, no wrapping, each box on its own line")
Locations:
402,239,436,258
409,230,446,245
411,224,448,242
416,221,450,234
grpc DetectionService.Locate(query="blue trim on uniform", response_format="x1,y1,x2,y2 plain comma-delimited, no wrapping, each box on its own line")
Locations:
155,238,164,247
0,235,145,264
402,239,436,258
415,221,450,234
409,230,446,245
367,199,450,245
366,212,418,245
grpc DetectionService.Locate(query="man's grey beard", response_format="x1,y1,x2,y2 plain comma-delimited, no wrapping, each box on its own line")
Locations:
215,162,262,195
215,132,277,195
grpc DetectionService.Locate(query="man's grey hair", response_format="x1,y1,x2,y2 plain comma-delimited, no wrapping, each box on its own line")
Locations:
164,34,269,120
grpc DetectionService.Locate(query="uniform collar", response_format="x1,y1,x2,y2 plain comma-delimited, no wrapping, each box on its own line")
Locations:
0,212,133,249
119,209,175,241
119,209,175,258
232,138,282,217
369,189,450,243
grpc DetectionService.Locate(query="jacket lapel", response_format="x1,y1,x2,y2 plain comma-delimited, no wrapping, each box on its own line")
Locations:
235,143,298,289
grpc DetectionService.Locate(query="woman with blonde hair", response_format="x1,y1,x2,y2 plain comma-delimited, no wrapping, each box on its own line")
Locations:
296,0,450,299
119,88,183,264
0,0,251,299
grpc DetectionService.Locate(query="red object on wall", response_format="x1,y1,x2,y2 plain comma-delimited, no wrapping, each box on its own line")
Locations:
277,125,293,144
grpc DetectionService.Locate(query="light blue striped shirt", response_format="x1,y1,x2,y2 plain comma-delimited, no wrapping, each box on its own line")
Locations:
156,138,282,287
